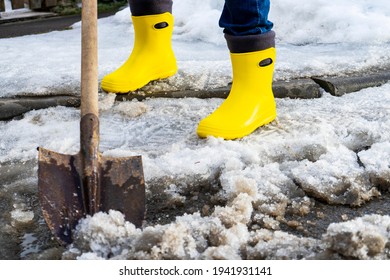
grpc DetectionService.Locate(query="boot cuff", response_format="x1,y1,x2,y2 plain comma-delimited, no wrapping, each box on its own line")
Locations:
225,31,275,53
129,0,173,16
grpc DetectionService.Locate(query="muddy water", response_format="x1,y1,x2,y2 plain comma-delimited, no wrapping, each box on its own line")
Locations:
0,160,63,259
1,159,389,259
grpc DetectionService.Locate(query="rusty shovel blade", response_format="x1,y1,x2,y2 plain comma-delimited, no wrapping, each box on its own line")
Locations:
38,147,145,245
38,0,145,246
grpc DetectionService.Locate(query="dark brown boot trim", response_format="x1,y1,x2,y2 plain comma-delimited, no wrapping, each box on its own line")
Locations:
128,0,172,16
225,31,275,53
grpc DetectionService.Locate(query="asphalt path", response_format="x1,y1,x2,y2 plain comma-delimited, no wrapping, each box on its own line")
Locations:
0,11,116,38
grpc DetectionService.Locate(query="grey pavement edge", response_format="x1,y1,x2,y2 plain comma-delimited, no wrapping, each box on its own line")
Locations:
0,95,80,120
1,69,390,120
312,71,390,96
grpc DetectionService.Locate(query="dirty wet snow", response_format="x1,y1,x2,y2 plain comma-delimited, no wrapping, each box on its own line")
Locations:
1,84,390,260
1,0,390,260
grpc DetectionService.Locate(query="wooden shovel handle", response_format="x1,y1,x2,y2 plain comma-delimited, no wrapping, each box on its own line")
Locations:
81,0,98,117
80,1,100,215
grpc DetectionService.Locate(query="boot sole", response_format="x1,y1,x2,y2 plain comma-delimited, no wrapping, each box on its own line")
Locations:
101,68,177,94
197,112,277,140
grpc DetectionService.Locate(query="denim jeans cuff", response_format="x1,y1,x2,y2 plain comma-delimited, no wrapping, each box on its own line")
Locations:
225,31,275,53
128,0,173,16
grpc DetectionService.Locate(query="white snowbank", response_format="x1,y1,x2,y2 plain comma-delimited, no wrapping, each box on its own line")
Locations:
271,0,390,44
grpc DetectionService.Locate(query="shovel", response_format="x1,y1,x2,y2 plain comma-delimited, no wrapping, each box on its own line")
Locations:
37,0,145,245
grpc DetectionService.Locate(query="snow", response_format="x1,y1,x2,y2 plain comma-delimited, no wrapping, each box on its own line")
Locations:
1,0,390,260
324,215,390,260
10,209,34,223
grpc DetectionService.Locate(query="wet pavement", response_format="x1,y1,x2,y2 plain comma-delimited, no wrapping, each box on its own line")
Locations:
0,10,117,38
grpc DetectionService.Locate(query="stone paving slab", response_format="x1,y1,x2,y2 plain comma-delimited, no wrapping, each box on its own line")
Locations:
116,78,322,102
0,78,322,120
312,70,390,96
0,95,80,120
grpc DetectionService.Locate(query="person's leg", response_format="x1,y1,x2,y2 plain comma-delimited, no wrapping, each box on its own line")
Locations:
101,0,177,94
219,0,273,36
197,0,276,139
128,0,172,16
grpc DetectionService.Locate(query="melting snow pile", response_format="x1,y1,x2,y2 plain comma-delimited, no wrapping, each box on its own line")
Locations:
324,215,390,260
64,211,390,260
54,84,389,260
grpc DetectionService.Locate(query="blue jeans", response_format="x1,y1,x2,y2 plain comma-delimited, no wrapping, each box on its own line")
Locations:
128,0,273,36
220,0,273,35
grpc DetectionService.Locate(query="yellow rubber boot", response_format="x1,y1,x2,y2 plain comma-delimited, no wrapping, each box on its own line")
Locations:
101,12,177,94
197,47,276,140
